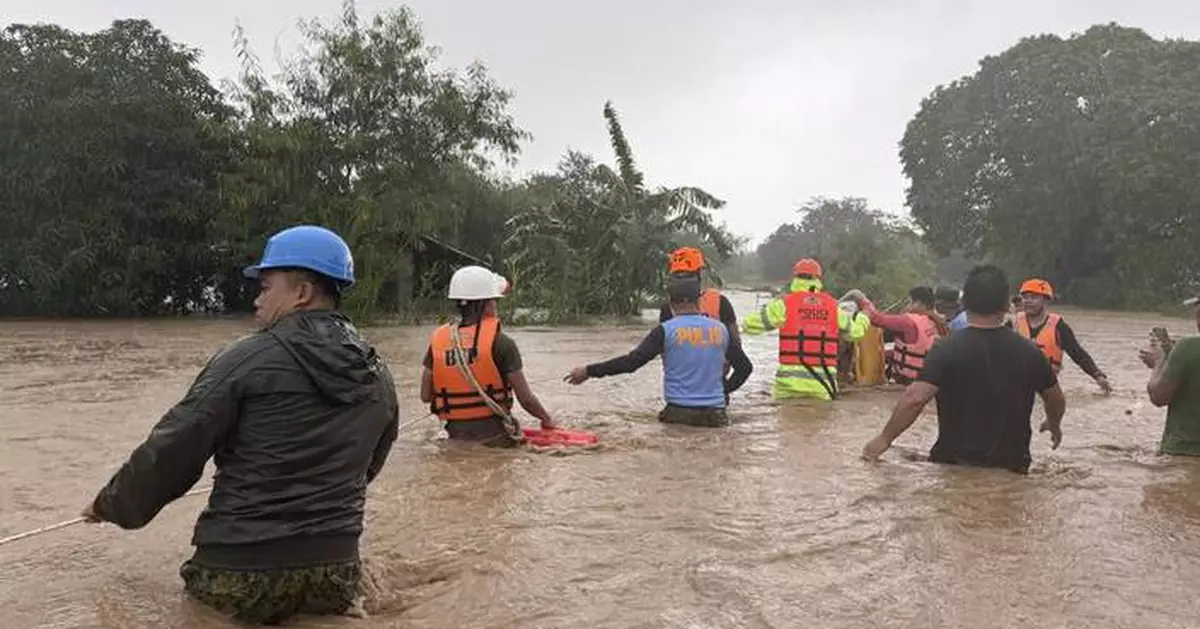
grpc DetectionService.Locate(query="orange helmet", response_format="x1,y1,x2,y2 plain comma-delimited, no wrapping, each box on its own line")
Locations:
668,247,706,274
792,258,823,278
1019,278,1054,299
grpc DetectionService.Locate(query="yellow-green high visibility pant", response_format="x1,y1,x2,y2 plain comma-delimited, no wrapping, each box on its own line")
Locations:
773,365,840,401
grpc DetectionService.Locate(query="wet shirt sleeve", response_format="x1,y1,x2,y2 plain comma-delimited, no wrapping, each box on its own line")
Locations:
92,340,255,529
719,295,737,327
1056,319,1102,377
587,326,665,377
492,332,524,374
422,345,433,369
915,338,952,388
863,300,919,343
724,336,753,395
1162,337,1199,385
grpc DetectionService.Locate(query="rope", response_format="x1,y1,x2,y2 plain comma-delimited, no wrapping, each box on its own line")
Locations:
0,371,567,549
399,412,433,432
1,408,442,548
449,321,522,440
0,485,212,548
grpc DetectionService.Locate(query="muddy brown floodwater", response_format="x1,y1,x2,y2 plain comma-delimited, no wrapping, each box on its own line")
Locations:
2,293,1200,629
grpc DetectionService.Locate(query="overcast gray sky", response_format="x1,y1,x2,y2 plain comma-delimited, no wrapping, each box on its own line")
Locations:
3,0,1198,244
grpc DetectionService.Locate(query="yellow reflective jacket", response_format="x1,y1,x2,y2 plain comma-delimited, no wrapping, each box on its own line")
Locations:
742,278,868,342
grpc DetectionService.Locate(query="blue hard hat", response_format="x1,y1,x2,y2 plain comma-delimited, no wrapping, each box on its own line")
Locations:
243,225,355,286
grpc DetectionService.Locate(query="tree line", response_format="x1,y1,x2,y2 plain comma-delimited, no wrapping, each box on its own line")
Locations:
1,8,1194,319
902,23,1200,308
0,2,735,321
747,24,1199,309
751,197,934,305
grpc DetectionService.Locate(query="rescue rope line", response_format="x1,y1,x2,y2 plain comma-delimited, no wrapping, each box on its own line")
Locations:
0,373,569,549
0,409,439,548
0,485,212,548
449,321,522,440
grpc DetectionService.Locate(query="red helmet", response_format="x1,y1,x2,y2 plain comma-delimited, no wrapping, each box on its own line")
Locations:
792,258,822,278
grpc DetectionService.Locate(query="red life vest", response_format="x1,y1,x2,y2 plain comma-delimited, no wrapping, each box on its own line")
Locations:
778,290,840,368
888,312,941,382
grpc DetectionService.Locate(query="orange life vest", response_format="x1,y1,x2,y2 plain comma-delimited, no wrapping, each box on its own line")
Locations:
1015,312,1063,373
695,288,732,377
887,312,941,382
429,316,513,422
698,288,722,321
778,289,840,368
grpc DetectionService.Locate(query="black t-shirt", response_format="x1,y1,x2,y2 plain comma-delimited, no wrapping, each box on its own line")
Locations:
919,326,1057,473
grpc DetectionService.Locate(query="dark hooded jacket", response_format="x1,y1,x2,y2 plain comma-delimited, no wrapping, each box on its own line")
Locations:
91,310,400,569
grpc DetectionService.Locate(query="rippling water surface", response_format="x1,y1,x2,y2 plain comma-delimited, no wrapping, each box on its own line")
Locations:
2,294,1199,628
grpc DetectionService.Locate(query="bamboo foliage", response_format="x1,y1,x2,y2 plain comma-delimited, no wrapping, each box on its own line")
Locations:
502,103,735,321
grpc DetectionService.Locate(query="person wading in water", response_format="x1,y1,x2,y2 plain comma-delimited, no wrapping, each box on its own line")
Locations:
660,246,741,345
1140,294,1200,456
82,225,400,625
862,264,1067,473
662,246,740,380
847,286,948,385
1011,278,1113,395
564,275,752,427
741,257,869,400
420,265,556,445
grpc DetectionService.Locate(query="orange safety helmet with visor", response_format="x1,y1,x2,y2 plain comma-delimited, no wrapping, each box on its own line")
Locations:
792,258,823,278
1019,278,1054,299
668,247,706,274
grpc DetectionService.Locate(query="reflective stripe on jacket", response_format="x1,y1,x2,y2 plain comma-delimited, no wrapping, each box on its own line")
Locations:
741,278,868,342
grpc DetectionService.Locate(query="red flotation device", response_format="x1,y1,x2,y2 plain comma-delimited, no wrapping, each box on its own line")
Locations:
522,428,599,447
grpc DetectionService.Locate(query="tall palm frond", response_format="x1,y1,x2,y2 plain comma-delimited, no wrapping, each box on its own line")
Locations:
602,101,644,195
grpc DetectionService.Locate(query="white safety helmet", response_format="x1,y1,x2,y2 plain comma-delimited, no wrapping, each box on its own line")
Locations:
447,265,509,301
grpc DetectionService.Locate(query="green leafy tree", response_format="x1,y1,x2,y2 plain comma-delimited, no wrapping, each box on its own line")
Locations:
503,101,733,320
902,24,1200,307
756,197,933,304
219,0,526,318
0,20,236,316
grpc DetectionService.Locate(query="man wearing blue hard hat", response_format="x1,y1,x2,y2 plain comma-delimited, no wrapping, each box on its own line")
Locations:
81,225,400,624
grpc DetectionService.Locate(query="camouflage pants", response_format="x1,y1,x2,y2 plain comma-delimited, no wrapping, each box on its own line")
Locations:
180,559,361,625
659,404,729,427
